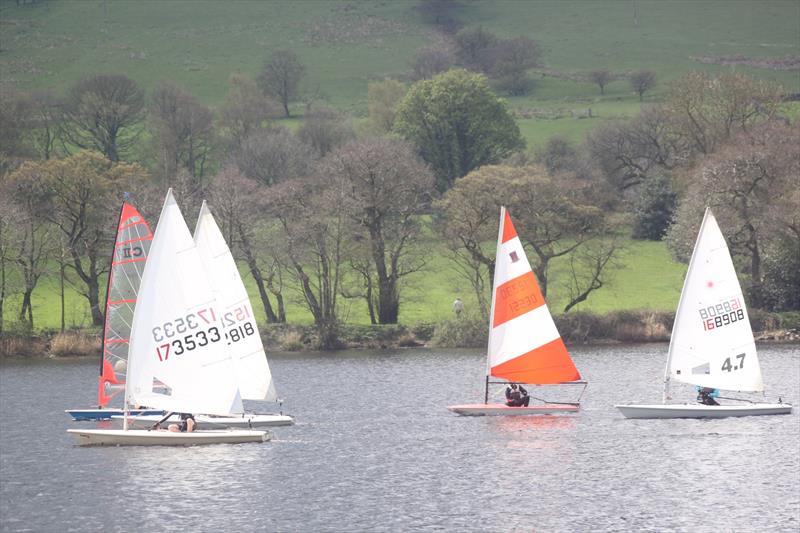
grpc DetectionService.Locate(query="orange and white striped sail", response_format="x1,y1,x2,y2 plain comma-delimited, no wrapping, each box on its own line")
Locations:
487,207,580,384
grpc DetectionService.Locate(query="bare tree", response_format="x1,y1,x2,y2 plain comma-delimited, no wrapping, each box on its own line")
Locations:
61,74,145,162
17,152,149,326
4,165,53,328
0,88,35,177
410,45,456,81
323,138,435,324
535,136,580,176
257,50,305,118
589,70,614,95
630,70,656,101
586,106,685,193
454,26,497,72
417,0,462,32
150,82,215,180
666,121,800,309
209,166,284,324
297,107,355,158
266,173,353,348
490,36,541,96
366,79,407,133
663,71,784,158
218,73,282,150
0,192,15,334
232,126,315,186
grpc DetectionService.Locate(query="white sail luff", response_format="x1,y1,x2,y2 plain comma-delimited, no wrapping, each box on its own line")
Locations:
193,201,277,402
484,206,506,379
665,208,763,393
126,190,244,416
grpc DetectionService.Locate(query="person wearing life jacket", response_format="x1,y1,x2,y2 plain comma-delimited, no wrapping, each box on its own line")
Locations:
696,387,720,406
168,413,196,432
505,383,531,407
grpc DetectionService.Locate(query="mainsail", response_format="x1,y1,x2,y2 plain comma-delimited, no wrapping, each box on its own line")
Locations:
193,201,278,402
665,208,763,393
487,207,580,384
98,200,153,407
125,190,244,416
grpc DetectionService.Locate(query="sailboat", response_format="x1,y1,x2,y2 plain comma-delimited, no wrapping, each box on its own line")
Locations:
447,207,586,416
68,190,268,445
66,198,163,421
616,208,792,419
116,201,294,429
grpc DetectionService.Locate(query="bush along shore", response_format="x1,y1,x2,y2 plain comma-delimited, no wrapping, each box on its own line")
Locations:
1,310,798,358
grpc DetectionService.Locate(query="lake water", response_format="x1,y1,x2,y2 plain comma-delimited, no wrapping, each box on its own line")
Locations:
1,344,798,532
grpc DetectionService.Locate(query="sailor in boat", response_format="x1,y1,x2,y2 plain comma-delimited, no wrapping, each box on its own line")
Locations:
168,413,196,433
696,387,721,406
505,384,530,407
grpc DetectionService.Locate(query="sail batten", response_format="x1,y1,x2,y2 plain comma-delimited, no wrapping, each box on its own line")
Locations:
486,207,580,385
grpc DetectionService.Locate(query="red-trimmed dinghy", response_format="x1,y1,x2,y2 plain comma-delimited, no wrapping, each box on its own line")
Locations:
447,207,586,416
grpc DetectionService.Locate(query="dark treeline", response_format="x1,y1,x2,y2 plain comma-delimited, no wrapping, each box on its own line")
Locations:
1,32,798,348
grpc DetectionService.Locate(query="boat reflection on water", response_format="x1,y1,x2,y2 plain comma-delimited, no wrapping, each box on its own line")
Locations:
488,412,579,453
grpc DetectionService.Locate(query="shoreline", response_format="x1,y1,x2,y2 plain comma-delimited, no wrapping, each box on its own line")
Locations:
1,326,797,359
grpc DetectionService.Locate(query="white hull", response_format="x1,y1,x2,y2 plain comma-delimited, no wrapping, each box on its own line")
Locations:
67,428,269,446
615,403,792,419
112,413,295,428
447,403,579,416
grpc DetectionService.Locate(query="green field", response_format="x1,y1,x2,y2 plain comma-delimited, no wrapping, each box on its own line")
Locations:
2,0,798,154
0,237,686,332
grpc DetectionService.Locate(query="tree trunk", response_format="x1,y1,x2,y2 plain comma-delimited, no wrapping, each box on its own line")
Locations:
60,261,65,332
377,276,399,324
86,276,103,326
19,290,33,326
238,227,279,323
747,227,764,308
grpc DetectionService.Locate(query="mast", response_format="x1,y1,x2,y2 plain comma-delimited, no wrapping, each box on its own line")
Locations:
662,208,711,403
483,206,505,404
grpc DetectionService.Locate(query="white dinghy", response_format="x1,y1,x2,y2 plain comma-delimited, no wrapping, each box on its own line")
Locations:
112,412,293,429
192,201,293,426
447,207,586,416
68,190,268,445
616,208,792,419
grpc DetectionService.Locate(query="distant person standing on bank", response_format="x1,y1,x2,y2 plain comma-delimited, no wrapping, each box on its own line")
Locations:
453,297,463,317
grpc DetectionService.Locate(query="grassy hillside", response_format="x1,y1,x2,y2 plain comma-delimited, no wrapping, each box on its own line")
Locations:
1,0,798,151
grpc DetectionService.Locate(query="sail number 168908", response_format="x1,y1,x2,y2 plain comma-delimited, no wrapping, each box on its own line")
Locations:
699,297,744,331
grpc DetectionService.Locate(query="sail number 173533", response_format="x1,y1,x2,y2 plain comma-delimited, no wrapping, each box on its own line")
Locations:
152,307,220,362
698,297,744,331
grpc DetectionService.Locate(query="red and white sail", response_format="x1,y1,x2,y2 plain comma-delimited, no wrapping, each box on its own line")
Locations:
487,207,580,384
98,200,153,407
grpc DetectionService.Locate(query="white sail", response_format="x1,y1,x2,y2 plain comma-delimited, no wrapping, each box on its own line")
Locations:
193,201,278,402
665,208,763,392
125,190,244,416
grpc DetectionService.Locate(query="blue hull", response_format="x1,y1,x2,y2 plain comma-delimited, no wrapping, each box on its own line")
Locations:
66,408,165,421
